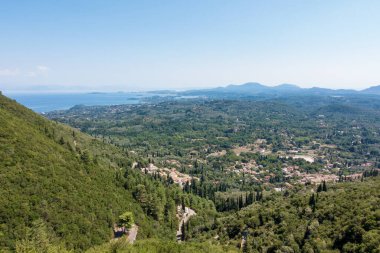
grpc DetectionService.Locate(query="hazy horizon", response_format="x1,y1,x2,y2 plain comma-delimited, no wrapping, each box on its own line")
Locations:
1,0,380,93
2,81,379,95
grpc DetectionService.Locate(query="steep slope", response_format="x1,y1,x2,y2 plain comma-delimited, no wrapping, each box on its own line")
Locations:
0,94,155,251
0,93,224,252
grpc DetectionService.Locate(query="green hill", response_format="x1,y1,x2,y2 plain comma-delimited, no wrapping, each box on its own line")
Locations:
0,94,138,250
0,93,229,253
0,94,182,251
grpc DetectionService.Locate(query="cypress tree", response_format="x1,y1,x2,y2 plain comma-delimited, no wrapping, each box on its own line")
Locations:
309,193,316,212
181,222,186,241
317,183,323,193
181,196,186,212
309,193,315,206
322,181,327,191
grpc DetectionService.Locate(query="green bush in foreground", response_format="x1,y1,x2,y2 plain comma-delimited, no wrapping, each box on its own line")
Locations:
86,238,238,253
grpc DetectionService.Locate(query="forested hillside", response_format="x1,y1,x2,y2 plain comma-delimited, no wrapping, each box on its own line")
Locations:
0,94,140,250
0,94,219,252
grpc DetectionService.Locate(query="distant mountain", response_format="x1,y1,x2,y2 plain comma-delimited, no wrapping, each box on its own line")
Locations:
362,85,380,94
181,82,362,98
216,82,271,94
306,87,357,95
273,83,301,91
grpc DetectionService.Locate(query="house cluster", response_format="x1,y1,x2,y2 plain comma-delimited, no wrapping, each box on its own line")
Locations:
282,165,300,175
297,173,339,184
230,160,260,181
343,173,362,181
141,163,197,188
282,164,339,184
361,162,373,167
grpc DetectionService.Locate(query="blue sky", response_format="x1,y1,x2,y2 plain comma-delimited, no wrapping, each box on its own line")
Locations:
0,0,379,92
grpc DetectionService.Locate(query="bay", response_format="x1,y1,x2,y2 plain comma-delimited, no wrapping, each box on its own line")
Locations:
4,92,160,113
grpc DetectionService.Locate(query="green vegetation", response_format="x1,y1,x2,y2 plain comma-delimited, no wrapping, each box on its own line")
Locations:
118,212,134,229
15,219,72,253
86,239,238,253
47,98,380,197
1,93,380,252
0,94,144,250
0,94,215,251
211,178,380,252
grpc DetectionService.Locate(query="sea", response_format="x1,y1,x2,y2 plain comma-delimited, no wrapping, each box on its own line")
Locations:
4,92,169,113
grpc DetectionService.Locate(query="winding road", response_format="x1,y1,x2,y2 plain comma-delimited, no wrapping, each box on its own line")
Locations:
176,206,196,240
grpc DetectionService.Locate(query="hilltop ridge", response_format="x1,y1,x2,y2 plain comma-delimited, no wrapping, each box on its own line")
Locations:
181,82,370,97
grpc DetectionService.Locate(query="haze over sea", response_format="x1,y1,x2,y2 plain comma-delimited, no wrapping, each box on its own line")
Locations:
4,92,157,113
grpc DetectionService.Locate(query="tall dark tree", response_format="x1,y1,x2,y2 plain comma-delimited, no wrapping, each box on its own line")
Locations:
317,183,323,193
181,222,186,241
181,196,186,212
309,193,316,211
322,181,327,191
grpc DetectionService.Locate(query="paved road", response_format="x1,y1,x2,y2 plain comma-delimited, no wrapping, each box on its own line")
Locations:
176,206,196,239
127,225,138,244
183,207,196,224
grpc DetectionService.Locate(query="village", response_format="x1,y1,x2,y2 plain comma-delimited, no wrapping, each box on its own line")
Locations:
205,137,378,189
133,135,378,193
138,163,198,188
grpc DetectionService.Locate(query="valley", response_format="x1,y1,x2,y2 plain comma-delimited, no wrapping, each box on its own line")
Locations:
1,92,379,252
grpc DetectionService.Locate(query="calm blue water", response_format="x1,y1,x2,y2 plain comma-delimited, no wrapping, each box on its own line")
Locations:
5,92,155,113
